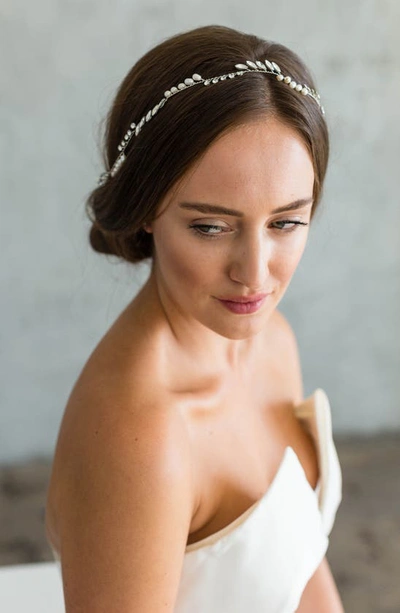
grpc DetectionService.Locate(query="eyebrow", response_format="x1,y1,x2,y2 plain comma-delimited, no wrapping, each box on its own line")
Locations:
178,198,313,217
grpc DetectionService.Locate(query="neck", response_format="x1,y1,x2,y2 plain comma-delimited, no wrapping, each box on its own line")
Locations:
136,270,260,375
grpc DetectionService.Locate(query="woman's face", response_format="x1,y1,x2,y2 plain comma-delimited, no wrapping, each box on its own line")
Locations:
146,117,315,340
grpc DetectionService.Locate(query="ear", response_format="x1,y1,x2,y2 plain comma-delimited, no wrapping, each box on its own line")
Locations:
142,222,153,233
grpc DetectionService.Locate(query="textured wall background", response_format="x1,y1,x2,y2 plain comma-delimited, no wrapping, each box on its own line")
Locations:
1,0,399,463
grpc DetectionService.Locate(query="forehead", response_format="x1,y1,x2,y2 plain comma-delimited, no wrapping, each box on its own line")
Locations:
168,117,314,212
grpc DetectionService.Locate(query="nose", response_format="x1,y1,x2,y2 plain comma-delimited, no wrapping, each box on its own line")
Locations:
228,230,270,290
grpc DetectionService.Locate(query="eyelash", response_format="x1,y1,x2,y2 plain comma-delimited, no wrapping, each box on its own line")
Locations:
188,220,309,239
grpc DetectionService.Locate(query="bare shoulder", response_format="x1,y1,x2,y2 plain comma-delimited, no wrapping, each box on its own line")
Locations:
266,308,304,405
46,340,197,612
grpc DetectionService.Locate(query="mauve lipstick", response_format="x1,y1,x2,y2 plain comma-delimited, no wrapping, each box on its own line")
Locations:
216,293,270,314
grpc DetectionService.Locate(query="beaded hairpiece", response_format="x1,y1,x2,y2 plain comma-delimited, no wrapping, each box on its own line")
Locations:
98,59,324,186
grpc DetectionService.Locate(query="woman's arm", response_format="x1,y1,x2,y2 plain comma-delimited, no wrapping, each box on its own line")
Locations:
55,391,196,613
296,555,345,612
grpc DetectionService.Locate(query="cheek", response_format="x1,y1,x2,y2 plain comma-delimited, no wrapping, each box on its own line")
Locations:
153,230,210,289
270,235,308,280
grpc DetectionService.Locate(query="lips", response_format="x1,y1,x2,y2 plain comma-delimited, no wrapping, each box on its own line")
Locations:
217,293,270,303
216,293,271,314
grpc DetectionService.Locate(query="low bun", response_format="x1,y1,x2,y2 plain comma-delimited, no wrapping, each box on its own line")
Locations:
87,220,153,263
88,221,118,257
85,179,154,263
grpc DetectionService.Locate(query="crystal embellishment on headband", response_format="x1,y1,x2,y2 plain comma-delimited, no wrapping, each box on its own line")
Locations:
98,59,324,186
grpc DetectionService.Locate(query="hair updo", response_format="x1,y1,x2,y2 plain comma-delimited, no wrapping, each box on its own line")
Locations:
85,24,329,264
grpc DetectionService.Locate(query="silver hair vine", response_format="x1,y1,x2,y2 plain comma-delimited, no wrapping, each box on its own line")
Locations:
98,59,324,186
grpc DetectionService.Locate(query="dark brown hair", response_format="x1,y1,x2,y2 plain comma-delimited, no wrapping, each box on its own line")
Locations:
86,24,329,263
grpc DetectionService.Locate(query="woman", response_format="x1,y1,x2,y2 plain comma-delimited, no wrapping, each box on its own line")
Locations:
45,24,344,612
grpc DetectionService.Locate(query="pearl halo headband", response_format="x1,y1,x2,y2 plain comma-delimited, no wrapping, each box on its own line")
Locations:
98,59,324,186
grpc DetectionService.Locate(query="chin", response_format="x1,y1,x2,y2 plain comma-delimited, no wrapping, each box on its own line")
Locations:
203,313,269,341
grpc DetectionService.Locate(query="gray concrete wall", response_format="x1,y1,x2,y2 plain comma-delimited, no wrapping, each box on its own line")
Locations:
1,0,399,463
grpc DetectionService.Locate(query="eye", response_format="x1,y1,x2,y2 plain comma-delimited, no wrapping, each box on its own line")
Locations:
188,224,228,238
271,219,309,232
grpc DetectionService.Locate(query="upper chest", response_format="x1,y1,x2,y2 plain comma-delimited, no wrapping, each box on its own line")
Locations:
180,362,319,546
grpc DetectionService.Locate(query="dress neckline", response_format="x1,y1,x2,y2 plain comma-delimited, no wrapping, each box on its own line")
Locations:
185,445,298,553
185,389,328,554
49,445,320,560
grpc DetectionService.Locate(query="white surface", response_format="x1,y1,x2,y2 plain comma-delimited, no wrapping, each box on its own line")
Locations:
0,562,64,613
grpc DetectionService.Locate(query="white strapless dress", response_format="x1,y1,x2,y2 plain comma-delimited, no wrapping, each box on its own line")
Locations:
50,388,342,613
